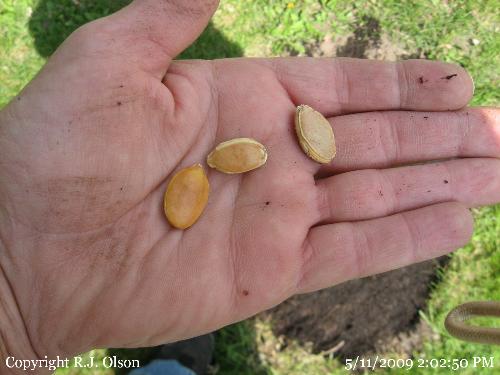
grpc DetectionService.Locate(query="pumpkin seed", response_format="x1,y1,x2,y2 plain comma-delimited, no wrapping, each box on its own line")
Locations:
295,105,336,164
163,164,209,229
207,138,267,174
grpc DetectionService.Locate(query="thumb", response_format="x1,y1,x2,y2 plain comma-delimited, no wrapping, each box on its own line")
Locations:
116,0,219,60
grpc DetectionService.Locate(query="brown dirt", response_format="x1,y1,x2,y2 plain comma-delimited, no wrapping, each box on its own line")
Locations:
304,16,425,60
264,258,446,359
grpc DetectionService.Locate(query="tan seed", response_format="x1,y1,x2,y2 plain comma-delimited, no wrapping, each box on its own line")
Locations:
295,104,336,164
163,164,209,229
207,138,267,174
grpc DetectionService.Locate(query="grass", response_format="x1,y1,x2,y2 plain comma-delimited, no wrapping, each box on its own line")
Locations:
411,205,500,375
0,0,44,107
0,0,499,374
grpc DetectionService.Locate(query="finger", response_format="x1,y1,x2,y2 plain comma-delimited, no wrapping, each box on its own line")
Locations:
323,107,499,173
297,203,473,294
316,158,500,223
266,58,473,115
104,0,219,73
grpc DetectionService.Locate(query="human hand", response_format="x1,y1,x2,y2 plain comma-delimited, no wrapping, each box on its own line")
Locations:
0,0,499,367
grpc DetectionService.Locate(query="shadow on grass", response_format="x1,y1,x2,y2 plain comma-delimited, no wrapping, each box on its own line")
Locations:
28,0,131,57
28,0,243,59
335,15,424,60
212,321,269,375
335,15,381,58
108,321,269,375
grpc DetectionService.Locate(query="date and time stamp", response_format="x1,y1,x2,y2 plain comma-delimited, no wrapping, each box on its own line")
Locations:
4,355,496,372
344,355,495,371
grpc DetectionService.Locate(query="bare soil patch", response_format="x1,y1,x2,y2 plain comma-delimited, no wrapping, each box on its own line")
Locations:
264,259,445,359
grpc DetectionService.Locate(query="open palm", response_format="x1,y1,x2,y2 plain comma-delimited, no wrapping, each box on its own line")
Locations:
1,0,499,363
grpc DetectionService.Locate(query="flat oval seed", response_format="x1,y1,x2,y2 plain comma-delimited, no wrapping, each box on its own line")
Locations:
207,138,267,174
295,104,336,164
164,164,209,229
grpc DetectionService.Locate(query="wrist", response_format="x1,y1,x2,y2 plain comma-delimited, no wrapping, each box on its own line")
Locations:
0,265,49,375
0,110,51,374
